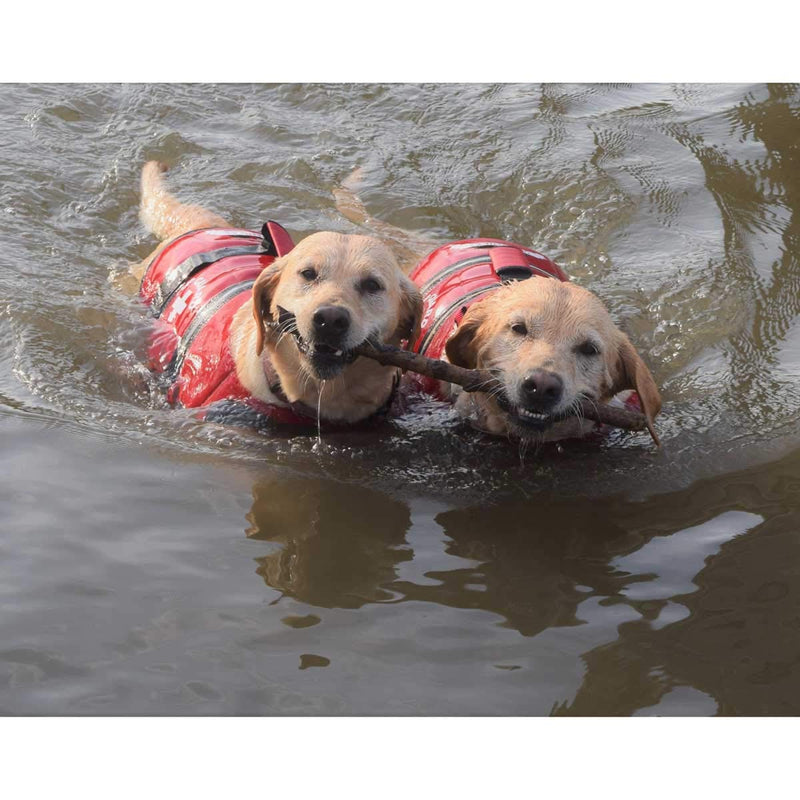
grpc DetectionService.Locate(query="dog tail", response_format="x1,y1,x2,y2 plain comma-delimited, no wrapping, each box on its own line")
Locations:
139,161,228,241
139,161,175,240
332,167,371,227
332,167,433,271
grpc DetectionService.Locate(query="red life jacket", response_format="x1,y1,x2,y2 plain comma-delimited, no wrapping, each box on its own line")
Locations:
408,238,568,396
140,221,314,425
407,237,643,419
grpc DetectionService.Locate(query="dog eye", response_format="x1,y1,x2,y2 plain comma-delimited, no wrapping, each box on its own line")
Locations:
359,277,383,294
510,322,528,335
576,340,600,356
299,267,318,281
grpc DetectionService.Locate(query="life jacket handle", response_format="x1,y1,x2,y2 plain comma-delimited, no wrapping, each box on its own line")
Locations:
261,220,295,258
489,245,536,282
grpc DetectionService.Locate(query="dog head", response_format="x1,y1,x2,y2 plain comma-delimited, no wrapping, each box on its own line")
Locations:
252,232,421,381
445,278,661,439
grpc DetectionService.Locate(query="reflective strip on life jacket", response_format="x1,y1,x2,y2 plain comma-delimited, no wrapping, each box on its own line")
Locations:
162,278,256,384
414,283,499,357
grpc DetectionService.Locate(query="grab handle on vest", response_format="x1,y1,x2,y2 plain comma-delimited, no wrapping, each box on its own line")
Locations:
261,221,295,258
490,246,534,282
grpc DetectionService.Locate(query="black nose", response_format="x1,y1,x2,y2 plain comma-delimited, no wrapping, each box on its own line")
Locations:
312,305,351,342
520,370,563,410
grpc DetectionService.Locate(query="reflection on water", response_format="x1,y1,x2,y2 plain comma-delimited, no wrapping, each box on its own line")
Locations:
1,83,800,714
236,448,800,715
246,477,412,607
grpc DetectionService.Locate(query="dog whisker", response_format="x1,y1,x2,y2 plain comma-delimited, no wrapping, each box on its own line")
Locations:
471,377,502,392
577,393,601,427
301,370,315,395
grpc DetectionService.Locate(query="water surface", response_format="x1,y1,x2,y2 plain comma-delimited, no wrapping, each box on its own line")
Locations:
1,83,799,714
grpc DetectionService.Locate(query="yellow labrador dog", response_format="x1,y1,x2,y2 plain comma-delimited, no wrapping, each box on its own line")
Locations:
443,277,661,443
133,162,422,426
334,173,661,442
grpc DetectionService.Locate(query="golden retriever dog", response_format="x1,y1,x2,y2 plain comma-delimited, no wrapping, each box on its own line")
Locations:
133,162,422,426
443,277,662,443
334,172,661,443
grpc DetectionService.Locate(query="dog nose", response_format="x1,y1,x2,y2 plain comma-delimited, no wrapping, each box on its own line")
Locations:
312,305,351,341
520,370,563,409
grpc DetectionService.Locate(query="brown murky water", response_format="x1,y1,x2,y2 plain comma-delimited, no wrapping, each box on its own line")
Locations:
1,83,799,715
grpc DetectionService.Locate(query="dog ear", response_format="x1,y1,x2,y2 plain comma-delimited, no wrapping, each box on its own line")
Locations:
445,305,487,368
611,334,662,444
390,274,423,346
252,257,287,356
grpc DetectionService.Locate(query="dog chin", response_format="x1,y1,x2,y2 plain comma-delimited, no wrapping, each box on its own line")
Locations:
302,342,359,380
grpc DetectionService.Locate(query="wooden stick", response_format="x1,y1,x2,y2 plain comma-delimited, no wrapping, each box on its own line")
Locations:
354,341,657,440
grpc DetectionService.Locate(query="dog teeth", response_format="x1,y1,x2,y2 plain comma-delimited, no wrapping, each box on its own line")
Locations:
334,350,343,356
518,409,548,420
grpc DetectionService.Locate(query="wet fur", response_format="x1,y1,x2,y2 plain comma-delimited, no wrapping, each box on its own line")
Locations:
134,162,422,424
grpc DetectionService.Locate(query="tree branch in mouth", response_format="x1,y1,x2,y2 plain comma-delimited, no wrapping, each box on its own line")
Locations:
353,341,660,446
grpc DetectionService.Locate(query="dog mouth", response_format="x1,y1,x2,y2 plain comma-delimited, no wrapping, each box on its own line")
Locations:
493,390,598,435
306,341,360,377
275,306,361,376
494,392,557,433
